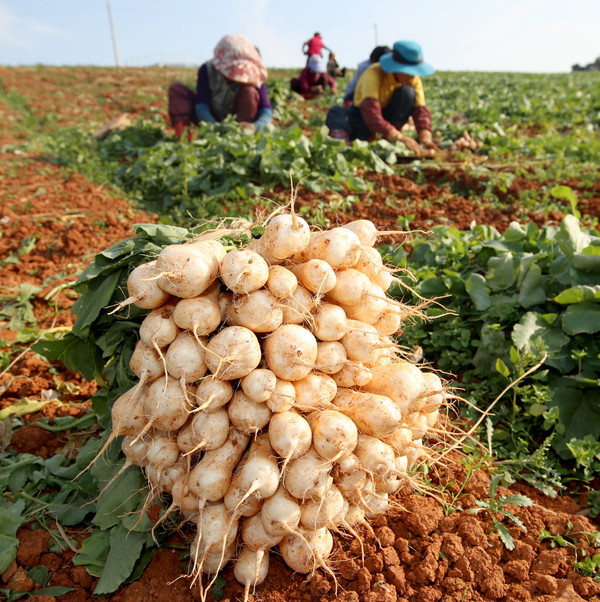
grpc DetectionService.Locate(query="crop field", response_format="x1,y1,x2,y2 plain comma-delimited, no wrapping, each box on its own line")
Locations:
0,65,599,601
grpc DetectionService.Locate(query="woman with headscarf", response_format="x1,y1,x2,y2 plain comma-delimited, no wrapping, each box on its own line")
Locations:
168,34,273,139
326,40,438,156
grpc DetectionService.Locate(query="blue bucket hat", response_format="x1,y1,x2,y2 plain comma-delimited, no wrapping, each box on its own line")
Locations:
379,41,435,77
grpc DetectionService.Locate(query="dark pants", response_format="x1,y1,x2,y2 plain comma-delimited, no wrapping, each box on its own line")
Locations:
347,85,416,140
167,82,260,127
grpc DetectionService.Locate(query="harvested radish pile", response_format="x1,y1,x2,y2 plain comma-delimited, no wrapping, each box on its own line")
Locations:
97,211,447,600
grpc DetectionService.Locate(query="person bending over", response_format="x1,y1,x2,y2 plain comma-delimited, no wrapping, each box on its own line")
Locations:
327,40,437,156
168,34,273,139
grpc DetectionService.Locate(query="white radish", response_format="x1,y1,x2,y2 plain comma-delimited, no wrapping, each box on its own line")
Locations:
331,361,373,388
383,426,413,455
155,241,222,298
205,326,262,380
290,259,337,294
219,248,269,294
293,373,338,411
374,455,408,494
195,376,233,412
165,331,207,383
224,435,279,517
300,483,345,530
354,433,396,477
307,227,362,268
279,527,334,574
264,324,318,381
406,411,429,439
342,219,379,247
242,513,283,551
265,379,296,413
308,302,348,341
228,391,272,435
142,375,194,432
176,407,230,455
314,341,347,374
372,304,403,336
234,548,269,602
266,265,298,298
418,372,446,413
284,448,333,502
172,295,221,337
129,340,165,384
280,284,316,325
191,502,238,563
333,388,402,438
364,360,425,413
309,410,358,461
425,408,440,428
363,491,390,518
259,213,311,260
326,268,372,306
145,433,180,472
139,304,178,350
226,289,283,332
355,245,393,290
260,484,302,538
268,411,312,469
171,478,201,514
341,283,388,324
223,456,262,518
341,320,383,365
240,368,277,402
113,260,170,312
187,428,250,505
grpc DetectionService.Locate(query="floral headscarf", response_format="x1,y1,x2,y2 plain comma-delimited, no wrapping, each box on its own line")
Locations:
212,34,268,87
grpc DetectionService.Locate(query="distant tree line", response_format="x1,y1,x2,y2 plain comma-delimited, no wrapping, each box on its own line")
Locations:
572,56,600,71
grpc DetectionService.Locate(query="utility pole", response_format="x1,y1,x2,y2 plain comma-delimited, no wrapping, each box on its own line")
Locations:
107,2,120,67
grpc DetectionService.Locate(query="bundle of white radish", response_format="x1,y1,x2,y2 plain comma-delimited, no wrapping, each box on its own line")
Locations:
106,212,448,600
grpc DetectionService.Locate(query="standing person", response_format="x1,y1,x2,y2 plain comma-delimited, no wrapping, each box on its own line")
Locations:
167,34,273,139
302,32,330,60
290,55,337,99
326,40,438,156
343,45,391,105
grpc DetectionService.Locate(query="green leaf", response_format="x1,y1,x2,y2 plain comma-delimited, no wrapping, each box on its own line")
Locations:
93,525,148,595
486,254,516,289
518,262,546,308
465,273,491,310
555,215,591,259
32,334,103,383
0,398,48,421
512,311,570,353
561,303,600,335
0,502,26,573
554,285,600,304
501,494,533,507
71,270,123,337
494,521,515,550
73,530,111,577
572,245,600,272
495,358,511,378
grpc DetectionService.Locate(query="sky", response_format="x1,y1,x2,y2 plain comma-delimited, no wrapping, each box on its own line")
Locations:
0,0,598,73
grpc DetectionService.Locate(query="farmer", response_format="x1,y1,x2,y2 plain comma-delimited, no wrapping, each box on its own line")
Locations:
342,45,391,105
290,55,337,99
302,32,330,60
167,34,273,139
327,51,347,78
326,40,438,156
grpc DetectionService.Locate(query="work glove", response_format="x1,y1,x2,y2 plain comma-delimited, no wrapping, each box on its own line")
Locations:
388,129,422,155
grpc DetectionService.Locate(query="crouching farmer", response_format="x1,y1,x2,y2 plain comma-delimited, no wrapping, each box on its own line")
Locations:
168,34,273,139
326,40,437,156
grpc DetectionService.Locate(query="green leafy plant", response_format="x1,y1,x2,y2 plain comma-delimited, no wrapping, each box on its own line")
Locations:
467,473,532,549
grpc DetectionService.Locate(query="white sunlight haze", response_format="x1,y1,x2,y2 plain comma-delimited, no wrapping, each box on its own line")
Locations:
0,0,598,73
